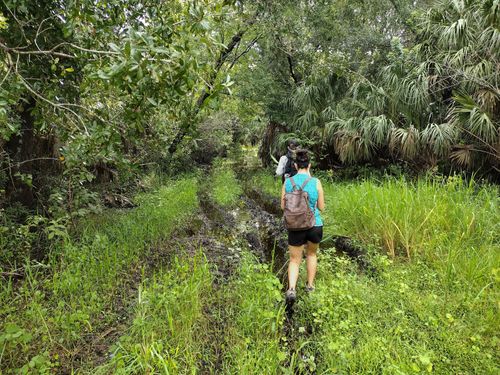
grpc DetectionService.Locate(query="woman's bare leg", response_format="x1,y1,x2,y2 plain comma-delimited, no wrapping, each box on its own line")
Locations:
305,241,319,287
288,245,304,290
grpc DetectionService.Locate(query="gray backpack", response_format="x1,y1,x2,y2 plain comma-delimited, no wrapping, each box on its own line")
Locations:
283,176,315,231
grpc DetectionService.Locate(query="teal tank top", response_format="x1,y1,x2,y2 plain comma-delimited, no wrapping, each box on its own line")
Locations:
285,173,323,227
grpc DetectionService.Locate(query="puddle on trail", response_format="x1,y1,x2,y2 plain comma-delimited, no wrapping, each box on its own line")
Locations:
185,186,289,283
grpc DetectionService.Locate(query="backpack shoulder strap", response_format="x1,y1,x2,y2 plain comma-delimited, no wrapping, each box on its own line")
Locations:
300,176,313,190
289,176,298,191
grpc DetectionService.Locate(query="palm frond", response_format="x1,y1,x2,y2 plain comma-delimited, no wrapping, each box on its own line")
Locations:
334,129,373,164
362,115,394,146
294,109,319,131
421,122,458,157
482,0,500,27
439,17,472,49
450,144,474,167
325,117,355,143
451,94,499,144
475,88,499,115
390,126,420,159
479,26,500,54
321,106,336,122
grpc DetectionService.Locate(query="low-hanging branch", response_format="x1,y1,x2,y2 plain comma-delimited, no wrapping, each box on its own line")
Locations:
0,41,74,59
168,16,259,156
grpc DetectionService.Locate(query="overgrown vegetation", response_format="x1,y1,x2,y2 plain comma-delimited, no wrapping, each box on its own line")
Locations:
256,169,499,374
221,253,285,374
0,176,198,372
294,250,498,374
254,0,499,176
211,160,243,207
96,253,212,374
1,0,499,373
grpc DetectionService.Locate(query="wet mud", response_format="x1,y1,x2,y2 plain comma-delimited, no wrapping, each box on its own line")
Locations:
195,175,288,281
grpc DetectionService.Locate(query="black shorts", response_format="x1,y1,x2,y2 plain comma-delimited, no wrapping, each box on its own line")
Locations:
288,226,323,246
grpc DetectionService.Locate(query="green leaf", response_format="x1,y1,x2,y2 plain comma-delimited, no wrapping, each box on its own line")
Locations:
108,43,121,52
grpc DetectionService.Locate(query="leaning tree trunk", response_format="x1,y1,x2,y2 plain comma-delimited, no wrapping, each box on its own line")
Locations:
167,17,257,157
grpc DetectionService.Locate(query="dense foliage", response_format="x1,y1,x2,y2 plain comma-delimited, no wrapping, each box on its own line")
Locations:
249,0,499,175
0,0,262,263
0,1,498,372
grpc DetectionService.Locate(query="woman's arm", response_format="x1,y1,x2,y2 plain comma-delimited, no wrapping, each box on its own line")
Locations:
281,182,286,210
275,155,287,176
317,179,325,211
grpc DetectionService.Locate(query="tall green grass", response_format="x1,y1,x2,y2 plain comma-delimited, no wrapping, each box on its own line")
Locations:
254,170,499,288
211,162,243,206
0,176,199,372
221,252,285,374
253,170,499,373
251,171,282,196
322,177,499,289
95,253,211,374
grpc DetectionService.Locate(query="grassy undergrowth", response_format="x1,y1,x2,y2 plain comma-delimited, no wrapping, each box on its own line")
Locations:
210,164,285,372
293,251,498,373
95,253,211,374
0,176,198,373
93,165,284,373
2,164,497,373
254,170,499,373
210,160,243,206
221,253,285,374
93,250,284,374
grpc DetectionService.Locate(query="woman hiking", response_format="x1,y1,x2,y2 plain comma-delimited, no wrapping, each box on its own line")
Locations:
281,149,325,304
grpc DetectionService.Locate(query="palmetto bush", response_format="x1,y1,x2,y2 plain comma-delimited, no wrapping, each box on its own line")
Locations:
287,0,499,173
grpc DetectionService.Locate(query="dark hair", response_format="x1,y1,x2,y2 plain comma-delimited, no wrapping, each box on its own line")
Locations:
294,149,310,169
288,139,299,150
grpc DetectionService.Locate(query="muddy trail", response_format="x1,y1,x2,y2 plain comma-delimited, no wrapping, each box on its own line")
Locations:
191,179,287,279
73,161,374,373
66,220,208,372
194,170,375,374
74,168,290,372
192,169,290,372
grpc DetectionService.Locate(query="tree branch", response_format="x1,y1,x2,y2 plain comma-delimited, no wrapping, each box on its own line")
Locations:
168,16,258,156
0,42,75,59
287,54,300,85
229,35,260,69
16,74,89,135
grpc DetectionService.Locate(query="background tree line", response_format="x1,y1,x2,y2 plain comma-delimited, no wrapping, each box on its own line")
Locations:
250,0,499,177
0,0,267,264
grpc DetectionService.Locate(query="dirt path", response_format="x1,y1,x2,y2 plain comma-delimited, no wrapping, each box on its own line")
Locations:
74,160,372,373
193,170,288,372
72,166,289,373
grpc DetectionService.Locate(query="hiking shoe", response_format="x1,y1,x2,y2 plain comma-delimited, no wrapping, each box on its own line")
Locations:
305,284,315,293
285,289,296,304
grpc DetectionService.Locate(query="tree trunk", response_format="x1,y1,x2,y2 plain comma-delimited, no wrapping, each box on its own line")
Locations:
258,121,289,167
3,97,58,209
